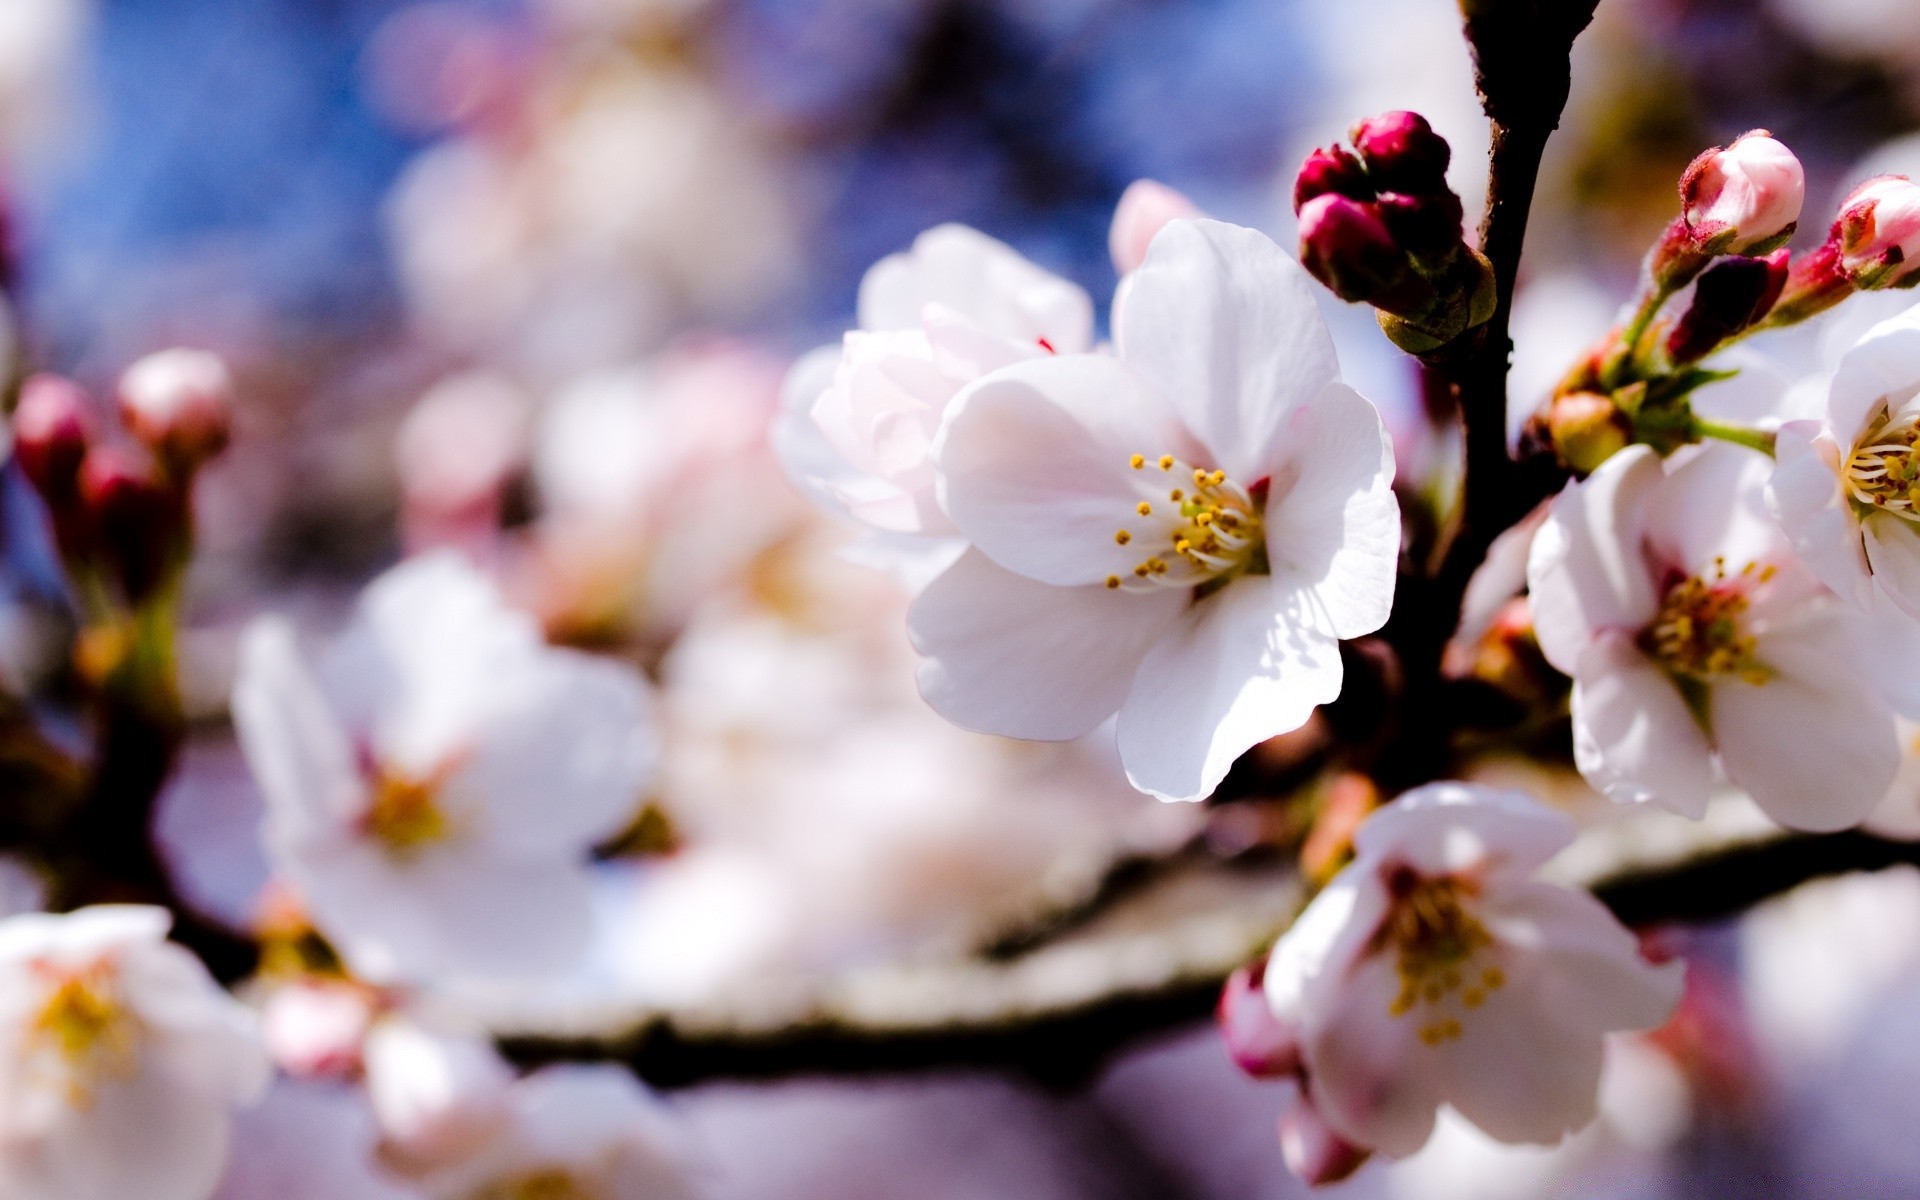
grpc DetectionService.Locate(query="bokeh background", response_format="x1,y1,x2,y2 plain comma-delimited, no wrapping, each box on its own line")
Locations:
10,0,1920,1195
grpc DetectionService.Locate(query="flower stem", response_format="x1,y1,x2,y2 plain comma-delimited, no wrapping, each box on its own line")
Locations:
1689,416,1776,457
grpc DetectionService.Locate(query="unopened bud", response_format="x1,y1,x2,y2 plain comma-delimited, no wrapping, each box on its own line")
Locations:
1297,194,1408,304
1109,179,1202,276
1374,190,1466,262
1349,111,1451,195
1837,175,1920,288
118,348,234,471
1218,959,1302,1079
1680,131,1804,255
79,447,178,605
1293,145,1372,214
13,374,94,506
1278,1097,1371,1186
1547,391,1631,475
1666,249,1790,364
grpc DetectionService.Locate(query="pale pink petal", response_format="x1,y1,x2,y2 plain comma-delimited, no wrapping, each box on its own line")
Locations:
1863,512,1920,622
1769,421,1874,610
1115,576,1341,802
1570,634,1714,817
1108,179,1201,276
858,224,1093,351
232,619,363,844
1526,446,1663,675
1432,955,1609,1146
1827,306,1920,447
1481,882,1684,1034
1116,218,1339,481
1355,783,1575,885
908,549,1185,741
1713,614,1899,831
1642,442,1781,578
933,354,1202,586
1277,1094,1371,1185
1260,382,1400,639
1300,951,1441,1158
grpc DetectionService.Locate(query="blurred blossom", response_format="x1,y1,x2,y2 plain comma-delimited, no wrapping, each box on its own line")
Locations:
394,370,531,557
0,0,92,165
0,906,269,1200
362,1017,515,1178
231,553,657,987
260,978,379,1081
211,1080,419,1200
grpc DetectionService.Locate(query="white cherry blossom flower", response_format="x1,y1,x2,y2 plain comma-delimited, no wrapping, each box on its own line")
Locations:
909,218,1399,801
0,905,269,1200
774,223,1094,547
1530,442,1909,830
1771,304,1920,620
232,552,656,985
1263,784,1682,1165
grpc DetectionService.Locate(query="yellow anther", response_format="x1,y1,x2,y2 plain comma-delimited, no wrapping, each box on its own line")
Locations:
1481,967,1505,990
1133,564,1150,578
1463,988,1485,1008
1136,501,1152,516
1105,575,1121,589
1158,455,1174,470
1115,530,1132,546
1169,488,1184,501
1129,454,1145,469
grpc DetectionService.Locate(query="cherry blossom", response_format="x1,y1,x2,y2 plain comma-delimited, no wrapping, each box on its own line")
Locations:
0,906,269,1200
1262,784,1682,1168
1771,304,1920,620
1529,443,1909,830
231,552,656,985
909,217,1399,801
1680,132,1805,255
773,223,1093,550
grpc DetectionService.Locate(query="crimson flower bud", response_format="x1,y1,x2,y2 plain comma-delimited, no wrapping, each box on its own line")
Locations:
1218,959,1303,1079
118,348,234,471
13,374,94,507
1349,110,1451,195
1837,175,1920,288
1374,190,1467,262
79,446,179,605
1666,249,1790,364
1278,1098,1371,1187
1680,131,1804,256
1297,194,1408,304
1292,145,1372,214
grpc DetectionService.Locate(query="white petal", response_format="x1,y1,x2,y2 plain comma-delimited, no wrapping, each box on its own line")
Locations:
1863,512,1920,623
1265,869,1389,1026
858,224,1093,352
1356,783,1576,885
1570,634,1714,818
231,619,362,846
1482,882,1684,1034
1769,421,1874,609
1713,615,1899,831
908,549,1185,741
1827,305,1920,447
1433,955,1609,1146
769,343,862,521
933,354,1202,586
1642,441,1781,577
1300,951,1441,1158
1526,446,1663,675
1115,576,1341,802
1261,382,1401,639
13,1066,237,1200
1117,219,1340,481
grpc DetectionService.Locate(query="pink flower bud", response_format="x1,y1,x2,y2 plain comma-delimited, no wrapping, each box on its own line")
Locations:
1837,175,1920,287
1109,179,1201,275
1293,145,1372,214
1666,248,1789,364
1218,959,1302,1078
13,374,94,506
118,348,234,470
1297,194,1406,303
79,446,178,604
262,980,377,1079
1349,111,1450,195
1278,1095,1371,1186
1680,131,1804,254
1374,189,1466,261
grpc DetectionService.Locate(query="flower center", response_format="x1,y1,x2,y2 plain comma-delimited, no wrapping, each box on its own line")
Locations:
472,1170,597,1200
363,767,452,857
1375,870,1503,1046
1104,453,1266,593
1845,412,1920,523
1641,560,1771,685
30,964,137,1106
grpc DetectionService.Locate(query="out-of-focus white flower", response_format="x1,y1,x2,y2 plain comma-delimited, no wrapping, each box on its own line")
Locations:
260,979,378,1080
1679,132,1805,255
1529,443,1913,830
1772,305,1920,619
910,218,1399,802
362,1018,514,1178
775,224,1094,548
1263,784,1681,1174
1109,179,1201,277
525,343,801,639
231,552,656,985
414,1065,701,1200
0,0,91,164
117,349,235,471
395,372,530,555
0,906,269,1200
211,1080,420,1200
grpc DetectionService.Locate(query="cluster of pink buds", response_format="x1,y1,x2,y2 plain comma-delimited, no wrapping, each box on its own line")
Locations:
1650,131,1804,291
1295,112,1495,355
1767,176,1920,325
14,349,234,611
